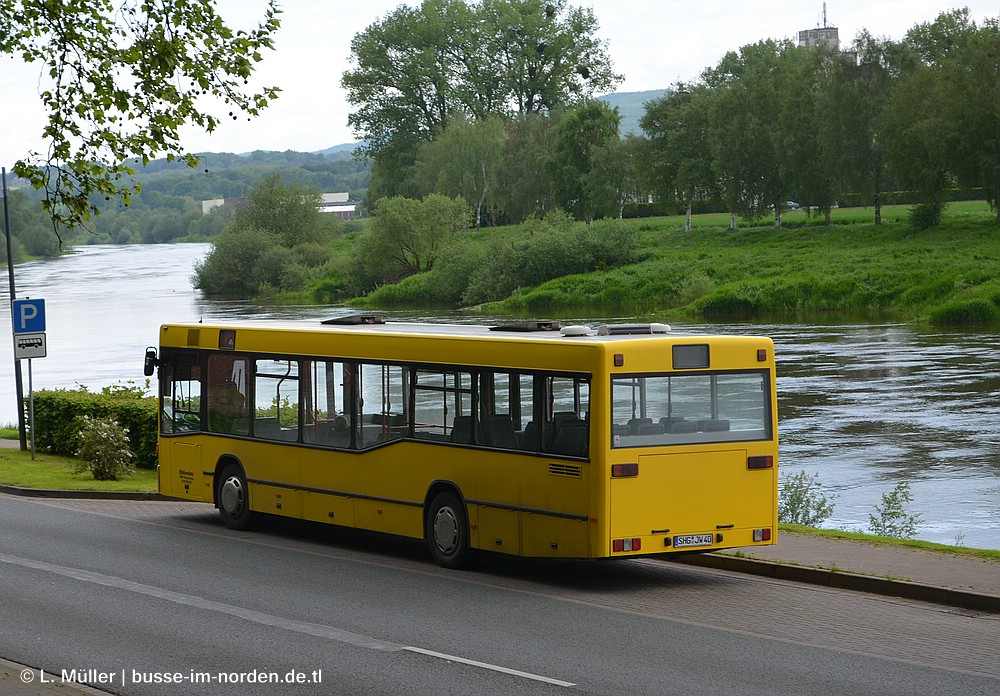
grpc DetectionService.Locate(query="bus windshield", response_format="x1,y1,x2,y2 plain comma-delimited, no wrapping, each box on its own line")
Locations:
611,370,771,447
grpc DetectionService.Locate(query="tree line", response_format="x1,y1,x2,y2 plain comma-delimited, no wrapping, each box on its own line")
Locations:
2,151,367,258
350,3,1000,229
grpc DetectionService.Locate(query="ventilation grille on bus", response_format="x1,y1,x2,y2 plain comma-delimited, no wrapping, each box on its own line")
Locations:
489,320,562,332
322,314,386,325
596,323,671,335
549,463,582,478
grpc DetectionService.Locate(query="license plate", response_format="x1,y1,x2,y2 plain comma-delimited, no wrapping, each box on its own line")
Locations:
673,533,714,548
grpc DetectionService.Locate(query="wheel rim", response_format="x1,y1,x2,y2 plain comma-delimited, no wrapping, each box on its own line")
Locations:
432,505,460,556
220,475,245,517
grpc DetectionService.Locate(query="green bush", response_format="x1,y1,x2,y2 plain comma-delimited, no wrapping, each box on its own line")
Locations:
779,470,836,526
30,383,158,469
460,212,639,306
929,298,1000,325
868,481,922,539
73,415,135,481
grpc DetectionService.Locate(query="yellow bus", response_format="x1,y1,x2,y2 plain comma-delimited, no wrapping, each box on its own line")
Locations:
146,316,777,568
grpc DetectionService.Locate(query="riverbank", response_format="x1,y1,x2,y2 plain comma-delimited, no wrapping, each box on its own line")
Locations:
351,201,1000,324
491,202,1000,321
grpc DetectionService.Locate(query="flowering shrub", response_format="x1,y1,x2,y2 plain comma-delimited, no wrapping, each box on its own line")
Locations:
73,416,135,481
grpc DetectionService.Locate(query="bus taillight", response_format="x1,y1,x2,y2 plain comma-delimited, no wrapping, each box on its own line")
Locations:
747,455,773,469
613,538,642,552
611,463,638,477
753,528,772,542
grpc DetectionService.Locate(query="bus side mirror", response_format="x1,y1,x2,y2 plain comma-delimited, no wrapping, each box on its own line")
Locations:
143,347,158,377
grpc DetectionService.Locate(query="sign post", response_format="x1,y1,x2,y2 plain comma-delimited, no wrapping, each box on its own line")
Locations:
11,297,46,459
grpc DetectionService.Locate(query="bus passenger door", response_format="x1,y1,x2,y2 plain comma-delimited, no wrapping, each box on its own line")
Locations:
161,441,206,501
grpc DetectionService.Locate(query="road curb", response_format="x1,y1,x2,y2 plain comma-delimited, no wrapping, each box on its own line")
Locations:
0,484,175,502
674,553,1000,614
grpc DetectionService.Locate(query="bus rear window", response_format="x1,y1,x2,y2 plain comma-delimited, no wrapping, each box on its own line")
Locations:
611,371,771,447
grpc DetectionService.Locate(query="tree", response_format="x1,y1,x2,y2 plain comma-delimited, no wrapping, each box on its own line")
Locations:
705,41,792,225
776,45,839,224
343,0,621,202
585,134,642,220
1,0,280,236
882,10,980,228
822,31,899,224
413,114,506,229
1,189,62,260
344,0,619,155
495,113,558,223
193,174,336,297
544,100,621,221
936,18,1000,222
640,84,717,230
355,194,471,287
235,173,334,248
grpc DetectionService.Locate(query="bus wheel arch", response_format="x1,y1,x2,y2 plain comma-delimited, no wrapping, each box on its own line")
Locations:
215,458,255,531
424,483,478,569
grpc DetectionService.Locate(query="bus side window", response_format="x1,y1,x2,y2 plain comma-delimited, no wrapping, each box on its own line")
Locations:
161,353,203,434
356,363,410,449
543,376,590,458
302,360,352,448
253,358,300,443
207,354,248,436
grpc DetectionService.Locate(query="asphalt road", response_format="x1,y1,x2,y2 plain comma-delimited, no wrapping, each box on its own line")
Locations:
1,495,997,696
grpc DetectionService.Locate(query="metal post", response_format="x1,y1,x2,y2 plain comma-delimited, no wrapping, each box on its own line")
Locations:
2,167,28,451
28,358,35,460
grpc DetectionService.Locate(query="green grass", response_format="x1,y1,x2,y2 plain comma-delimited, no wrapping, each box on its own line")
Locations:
0,444,158,493
344,199,1000,323
491,202,1000,322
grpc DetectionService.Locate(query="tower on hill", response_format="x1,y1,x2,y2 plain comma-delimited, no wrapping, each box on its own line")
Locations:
798,2,840,49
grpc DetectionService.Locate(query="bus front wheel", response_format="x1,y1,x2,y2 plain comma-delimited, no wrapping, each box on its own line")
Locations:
426,491,477,569
217,465,254,530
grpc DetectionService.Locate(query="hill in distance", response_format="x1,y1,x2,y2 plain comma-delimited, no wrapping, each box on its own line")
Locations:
597,88,669,136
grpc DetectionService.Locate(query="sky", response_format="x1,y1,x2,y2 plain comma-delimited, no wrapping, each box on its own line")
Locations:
2,0,998,165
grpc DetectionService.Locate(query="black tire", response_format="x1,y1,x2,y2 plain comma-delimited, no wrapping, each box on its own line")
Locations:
216,464,254,530
426,491,477,569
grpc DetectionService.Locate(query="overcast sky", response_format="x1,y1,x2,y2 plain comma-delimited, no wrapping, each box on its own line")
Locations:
2,1,997,165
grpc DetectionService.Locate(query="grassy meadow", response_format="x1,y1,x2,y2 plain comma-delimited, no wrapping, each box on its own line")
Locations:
482,201,1000,323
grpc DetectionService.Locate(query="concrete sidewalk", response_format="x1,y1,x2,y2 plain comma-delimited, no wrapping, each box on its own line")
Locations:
677,530,1000,613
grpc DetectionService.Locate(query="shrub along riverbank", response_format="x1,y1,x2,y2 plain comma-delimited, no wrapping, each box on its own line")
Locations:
349,201,1000,325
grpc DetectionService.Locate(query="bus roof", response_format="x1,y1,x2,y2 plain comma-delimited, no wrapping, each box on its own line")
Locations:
160,316,767,343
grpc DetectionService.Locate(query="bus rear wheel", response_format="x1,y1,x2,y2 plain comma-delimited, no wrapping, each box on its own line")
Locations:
426,491,477,569
217,464,254,530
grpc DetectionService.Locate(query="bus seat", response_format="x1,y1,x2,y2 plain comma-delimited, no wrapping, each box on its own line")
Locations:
612,424,630,437
670,420,698,433
520,421,541,451
550,412,582,443
700,419,731,432
450,415,486,444
489,415,520,449
627,417,652,435
659,416,686,428
637,423,664,436
550,422,588,457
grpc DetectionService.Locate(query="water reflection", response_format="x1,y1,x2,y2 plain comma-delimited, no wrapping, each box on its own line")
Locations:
1,244,997,549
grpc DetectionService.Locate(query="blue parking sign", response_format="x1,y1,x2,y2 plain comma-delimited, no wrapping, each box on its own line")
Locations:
12,298,46,334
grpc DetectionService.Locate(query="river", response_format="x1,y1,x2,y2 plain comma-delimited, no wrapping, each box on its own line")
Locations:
2,243,998,550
